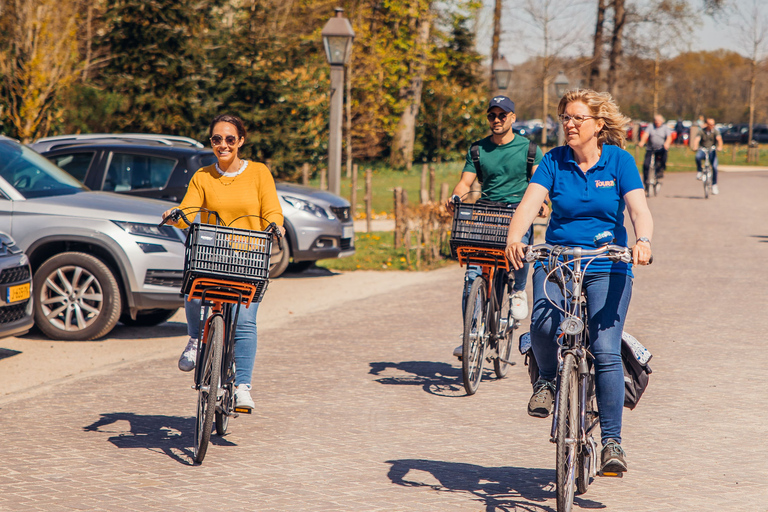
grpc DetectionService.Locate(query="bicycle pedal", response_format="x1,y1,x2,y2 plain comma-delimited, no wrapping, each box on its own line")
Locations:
233,407,252,414
598,471,624,478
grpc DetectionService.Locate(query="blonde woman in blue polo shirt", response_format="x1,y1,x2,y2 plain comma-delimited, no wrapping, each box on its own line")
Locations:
505,89,653,475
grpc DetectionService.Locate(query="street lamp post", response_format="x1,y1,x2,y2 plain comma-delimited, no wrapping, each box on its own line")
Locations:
491,55,513,95
553,71,570,146
321,8,355,196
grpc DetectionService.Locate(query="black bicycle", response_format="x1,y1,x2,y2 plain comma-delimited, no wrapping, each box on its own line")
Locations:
644,151,661,197
525,242,635,511
159,208,282,463
700,145,716,198
449,197,519,395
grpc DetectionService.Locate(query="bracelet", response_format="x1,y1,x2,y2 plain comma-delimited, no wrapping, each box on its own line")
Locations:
636,237,651,245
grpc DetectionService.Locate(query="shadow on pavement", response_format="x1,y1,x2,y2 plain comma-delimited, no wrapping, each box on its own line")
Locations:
278,265,340,279
386,458,605,511
368,361,496,397
0,347,21,361
18,321,189,342
83,412,236,465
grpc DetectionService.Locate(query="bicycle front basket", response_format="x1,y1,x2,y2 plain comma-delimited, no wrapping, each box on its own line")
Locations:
449,202,516,258
182,224,273,301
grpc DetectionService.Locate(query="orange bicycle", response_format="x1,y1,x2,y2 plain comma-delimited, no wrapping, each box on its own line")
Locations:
450,198,518,395
159,208,282,463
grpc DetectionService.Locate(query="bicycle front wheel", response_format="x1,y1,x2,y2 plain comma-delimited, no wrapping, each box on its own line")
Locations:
194,315,223,463
493,283,515,379
462,278,488,395
556,353,579,512
703,163,712,198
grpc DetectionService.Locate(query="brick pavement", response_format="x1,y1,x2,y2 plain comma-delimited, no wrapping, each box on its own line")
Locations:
1,170,767,511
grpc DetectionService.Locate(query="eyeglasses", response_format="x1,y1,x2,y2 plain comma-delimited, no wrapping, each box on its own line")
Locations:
487,112,509,122
210,134,239,146
559,114,596,127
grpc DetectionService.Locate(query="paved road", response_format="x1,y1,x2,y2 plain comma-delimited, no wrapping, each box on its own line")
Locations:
1,170,767,511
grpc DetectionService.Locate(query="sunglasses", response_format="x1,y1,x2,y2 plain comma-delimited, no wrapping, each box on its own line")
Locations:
210,134,239,146
487,112,509,122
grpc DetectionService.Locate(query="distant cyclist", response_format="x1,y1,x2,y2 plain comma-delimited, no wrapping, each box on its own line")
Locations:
638,114,673,189
694,117,724,195
445,95,545,359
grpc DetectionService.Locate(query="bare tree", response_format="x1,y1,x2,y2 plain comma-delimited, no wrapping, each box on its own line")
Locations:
730,0,768,144
606,0,627,96
519,0,586,144
589,0,608,89
0,0,82,142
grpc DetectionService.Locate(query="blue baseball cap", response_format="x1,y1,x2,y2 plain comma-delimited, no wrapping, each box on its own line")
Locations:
488,96,515,113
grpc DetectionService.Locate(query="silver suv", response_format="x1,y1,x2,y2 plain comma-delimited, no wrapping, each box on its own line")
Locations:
28,134,355,277
0,136,186,341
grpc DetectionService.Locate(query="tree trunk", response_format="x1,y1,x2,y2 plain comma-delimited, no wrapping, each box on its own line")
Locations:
607,0,626,97
589,0,607,89
490,0,502,91
748,58,756,145
652,50,660,115
389,12,432,170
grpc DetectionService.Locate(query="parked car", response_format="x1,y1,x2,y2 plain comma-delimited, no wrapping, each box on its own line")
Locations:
512,122,558,146
0,232,34,339
721,124,749,144
28,134,355,277
0,135,187,341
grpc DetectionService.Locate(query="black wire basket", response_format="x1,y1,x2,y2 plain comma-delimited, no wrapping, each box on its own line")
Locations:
449,202,517,259
181,224,272,302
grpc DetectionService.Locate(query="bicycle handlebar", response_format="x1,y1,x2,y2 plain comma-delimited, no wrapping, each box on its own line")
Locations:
525,243,653,265
158,208,284,251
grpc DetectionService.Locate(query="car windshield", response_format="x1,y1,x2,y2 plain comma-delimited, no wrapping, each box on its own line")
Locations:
0,141,86,198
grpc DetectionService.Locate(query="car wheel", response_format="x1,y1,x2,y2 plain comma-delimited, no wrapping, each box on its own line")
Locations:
269,237,291,278
120,308,178,327
33,252,122,341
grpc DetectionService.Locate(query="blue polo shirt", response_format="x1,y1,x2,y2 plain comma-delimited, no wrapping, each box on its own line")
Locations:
531,144,643,274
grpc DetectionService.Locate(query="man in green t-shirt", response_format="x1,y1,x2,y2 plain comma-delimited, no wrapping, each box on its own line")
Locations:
446,95,544,358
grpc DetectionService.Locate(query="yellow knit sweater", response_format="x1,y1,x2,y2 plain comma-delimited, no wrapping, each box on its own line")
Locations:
177,161,283,230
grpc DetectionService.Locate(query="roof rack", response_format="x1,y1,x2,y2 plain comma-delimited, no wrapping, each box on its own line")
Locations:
32,133,205,148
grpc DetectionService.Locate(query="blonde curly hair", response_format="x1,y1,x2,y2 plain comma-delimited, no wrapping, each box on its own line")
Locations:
557,89,630,149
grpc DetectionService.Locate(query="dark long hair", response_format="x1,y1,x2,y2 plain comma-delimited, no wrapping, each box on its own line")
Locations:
208,114,247,140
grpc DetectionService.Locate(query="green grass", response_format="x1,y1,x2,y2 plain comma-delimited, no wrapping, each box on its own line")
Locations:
316,231,455,271
626,143,768,173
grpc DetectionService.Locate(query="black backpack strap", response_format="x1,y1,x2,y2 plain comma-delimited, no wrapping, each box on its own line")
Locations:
526,140,537,181
469,142,482,183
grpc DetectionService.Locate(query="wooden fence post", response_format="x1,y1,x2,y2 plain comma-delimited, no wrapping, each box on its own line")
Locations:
350,163,358,219
302,163,309,185
429,164,436,202
320,168,327,190
365,168,372,233
394,187,403,249
420,163,428,204
440,182,450,203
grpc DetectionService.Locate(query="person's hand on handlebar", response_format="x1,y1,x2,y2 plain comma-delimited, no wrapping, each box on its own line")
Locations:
445,194,460,212
505,241,528,271
631,239,652,266
161,208,181,227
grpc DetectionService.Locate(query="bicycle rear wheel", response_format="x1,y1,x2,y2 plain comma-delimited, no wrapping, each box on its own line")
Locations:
493,282,515,379
194,315,223,463
577,369,598,494
556,353,579,512
645,155,656,197
703,163,712,198
462,278,488,395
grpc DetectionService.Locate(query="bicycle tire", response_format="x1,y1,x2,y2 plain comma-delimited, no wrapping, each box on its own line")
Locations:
577,371,598,494
493,280,514,379
645,154,656,197
194,315,223,463
703,162,712,199
556,353,579,512
462,278,488,395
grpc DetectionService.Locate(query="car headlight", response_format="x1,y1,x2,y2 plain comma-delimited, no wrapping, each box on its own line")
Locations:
282,195,333,219
0,233,22,255
113,221,183,242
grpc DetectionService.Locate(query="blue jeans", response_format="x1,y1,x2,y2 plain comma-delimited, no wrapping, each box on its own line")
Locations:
185,297,259,386
462,225,533,316
695,148,718,185
529,266,632,444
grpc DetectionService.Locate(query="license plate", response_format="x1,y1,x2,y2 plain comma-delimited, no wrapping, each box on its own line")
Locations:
7,283,30,303
342,226,354,239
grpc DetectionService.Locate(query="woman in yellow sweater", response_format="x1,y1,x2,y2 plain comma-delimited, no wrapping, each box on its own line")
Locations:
162,114,284,410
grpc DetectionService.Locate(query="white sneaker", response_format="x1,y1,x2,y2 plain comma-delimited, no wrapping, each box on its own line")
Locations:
453,345,463,358
696,171,702,180
234,384,255,410
510,291,529,321
178,337,197,372
712,184,719,195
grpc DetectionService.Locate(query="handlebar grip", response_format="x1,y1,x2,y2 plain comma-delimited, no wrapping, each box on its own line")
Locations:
267,222,284,252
